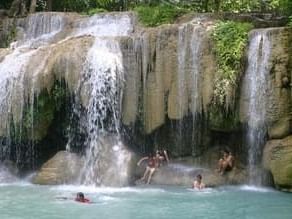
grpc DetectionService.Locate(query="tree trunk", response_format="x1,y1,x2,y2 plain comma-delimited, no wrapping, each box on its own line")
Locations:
29,0,37,13
214,0,220,12
47,0,53,11
203,0,209,12
9,0,27,17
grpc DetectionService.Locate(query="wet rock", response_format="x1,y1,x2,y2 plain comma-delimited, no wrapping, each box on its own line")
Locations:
135,162,247,187
263,135,292,192
32,151,84,185
268,117,291,139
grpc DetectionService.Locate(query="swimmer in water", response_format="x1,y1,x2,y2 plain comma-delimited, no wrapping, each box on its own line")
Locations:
75,192,90,203
192,174,205,190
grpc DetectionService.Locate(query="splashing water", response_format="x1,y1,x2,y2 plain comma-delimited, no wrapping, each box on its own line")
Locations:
74,13,134,37
71,38,131,186
243,30,271,185
16,13,64,48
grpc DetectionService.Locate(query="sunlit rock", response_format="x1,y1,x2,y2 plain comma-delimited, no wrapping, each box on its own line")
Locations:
33,151,84,185
263,135,292,192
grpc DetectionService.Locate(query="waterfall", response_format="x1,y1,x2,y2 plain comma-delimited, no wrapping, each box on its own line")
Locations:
0,13,66,171
243,30,271,185
0,12,135,184
16,13,64,48
74,13,134,37
67,14,134,186
74,38,130,186
176,23,203,156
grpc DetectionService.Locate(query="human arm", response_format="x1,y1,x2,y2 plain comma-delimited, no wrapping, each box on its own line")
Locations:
137,156,148,166
163,150,170,163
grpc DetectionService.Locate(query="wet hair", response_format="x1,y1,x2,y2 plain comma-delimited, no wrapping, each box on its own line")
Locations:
196,174,202,180
77,192,84,199
223,149,230,154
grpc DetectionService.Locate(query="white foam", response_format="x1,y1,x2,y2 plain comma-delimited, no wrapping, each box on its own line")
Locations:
238,185,274,193
51,185,166,194
187,187,215,194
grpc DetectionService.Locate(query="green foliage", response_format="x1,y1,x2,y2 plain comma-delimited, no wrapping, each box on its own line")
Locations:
95,0,121,11
211,21,253,107
220,0,261,13
288,16,292,27
0,0,14,9
86,7,107,15
209,106,240,132
52,0,90,12
20,81,67,141
134,4,188,27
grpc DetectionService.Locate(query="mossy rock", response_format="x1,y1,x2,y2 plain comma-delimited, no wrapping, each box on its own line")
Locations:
208,107,240,132
12,80,67,142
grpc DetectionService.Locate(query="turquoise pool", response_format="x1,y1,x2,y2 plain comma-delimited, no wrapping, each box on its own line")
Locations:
0,183,291,219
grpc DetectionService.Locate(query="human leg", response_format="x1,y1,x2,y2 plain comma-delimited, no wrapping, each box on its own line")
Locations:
140,166,150,181
146,168,156,184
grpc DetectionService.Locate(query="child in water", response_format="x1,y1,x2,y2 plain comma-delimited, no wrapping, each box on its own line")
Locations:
192,174,205,190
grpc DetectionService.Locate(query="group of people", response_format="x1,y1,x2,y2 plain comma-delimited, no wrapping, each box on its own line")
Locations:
192,149,235,190
137,148,235,190
137,149,169,184
73,149,234,202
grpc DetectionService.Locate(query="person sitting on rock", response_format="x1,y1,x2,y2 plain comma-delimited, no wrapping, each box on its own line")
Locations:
137,153,159,184
75,192,90,203
217,149,234,175
192,174,205,190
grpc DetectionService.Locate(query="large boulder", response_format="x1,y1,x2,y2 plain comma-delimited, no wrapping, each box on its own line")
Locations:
32,151,84,185
152,164,247,187
135,153,247,187
263,135,292,192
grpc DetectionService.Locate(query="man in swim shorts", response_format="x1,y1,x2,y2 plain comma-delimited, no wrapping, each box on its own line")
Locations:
217,149,234,175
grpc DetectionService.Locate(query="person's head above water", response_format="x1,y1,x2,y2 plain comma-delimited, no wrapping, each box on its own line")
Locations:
76,192,85,201
196,174,202,181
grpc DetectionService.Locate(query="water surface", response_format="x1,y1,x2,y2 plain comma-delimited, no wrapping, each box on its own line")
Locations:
0,184,291,219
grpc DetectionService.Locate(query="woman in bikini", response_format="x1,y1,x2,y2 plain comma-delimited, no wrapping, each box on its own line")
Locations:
137,153,159,184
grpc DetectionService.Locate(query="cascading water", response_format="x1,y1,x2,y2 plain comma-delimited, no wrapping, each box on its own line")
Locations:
0,13,65,171
67,14,134,186
176,23,203,156
0,12,135,185
242,30,271,185
15,13,64,48
75,38,129,186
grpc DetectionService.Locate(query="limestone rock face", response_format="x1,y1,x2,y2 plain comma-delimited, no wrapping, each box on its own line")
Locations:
268,117,291,139
121,20,216,133
263,135,292,191
33,151,84,185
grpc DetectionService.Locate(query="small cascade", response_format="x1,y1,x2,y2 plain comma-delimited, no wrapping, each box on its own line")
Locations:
243,30,272,185
16,13,64,48
175,23,203,156
0,49,36,160
74,13,134,37
0,13,66,171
